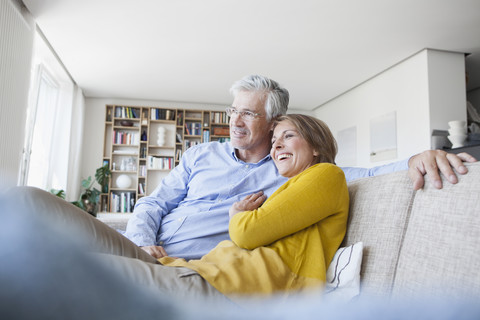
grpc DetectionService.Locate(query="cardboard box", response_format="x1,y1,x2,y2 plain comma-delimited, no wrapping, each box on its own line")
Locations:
213,127,229,136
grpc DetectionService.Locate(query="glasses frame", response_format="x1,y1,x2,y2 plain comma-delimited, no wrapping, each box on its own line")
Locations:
225,107,263,121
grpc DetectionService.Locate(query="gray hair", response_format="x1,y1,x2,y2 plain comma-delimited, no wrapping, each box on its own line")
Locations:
229,75,289,121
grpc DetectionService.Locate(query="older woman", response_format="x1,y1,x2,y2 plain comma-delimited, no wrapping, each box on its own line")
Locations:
160,114,349,301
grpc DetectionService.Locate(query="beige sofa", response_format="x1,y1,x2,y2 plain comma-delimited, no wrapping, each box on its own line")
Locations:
100,162,480,299
344,161,480,299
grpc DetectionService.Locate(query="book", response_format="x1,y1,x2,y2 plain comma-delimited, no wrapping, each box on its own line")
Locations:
176,112,183,125
203,129,210,142
176,133,183,143
175,149,182,161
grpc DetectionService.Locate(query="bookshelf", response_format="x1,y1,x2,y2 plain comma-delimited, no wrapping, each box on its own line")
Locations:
100,105,230,214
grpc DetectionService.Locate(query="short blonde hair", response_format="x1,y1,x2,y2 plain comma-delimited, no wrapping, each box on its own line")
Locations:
273,114,337,164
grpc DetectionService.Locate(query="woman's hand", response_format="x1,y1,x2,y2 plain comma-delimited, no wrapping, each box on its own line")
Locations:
229,191,266,218
140,245,168,259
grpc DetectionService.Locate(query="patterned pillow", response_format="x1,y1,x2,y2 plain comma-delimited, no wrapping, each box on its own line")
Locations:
324,242,364,301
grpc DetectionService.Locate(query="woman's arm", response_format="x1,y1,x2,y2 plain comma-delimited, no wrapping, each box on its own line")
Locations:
229,163,348,249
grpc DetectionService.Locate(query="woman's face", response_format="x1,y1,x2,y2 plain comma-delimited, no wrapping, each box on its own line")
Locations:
270,120,318,178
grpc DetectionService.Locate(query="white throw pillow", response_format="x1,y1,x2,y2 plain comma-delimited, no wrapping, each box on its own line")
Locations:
324,242,364,301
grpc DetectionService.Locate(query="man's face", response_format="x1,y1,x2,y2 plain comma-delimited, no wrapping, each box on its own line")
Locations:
229,90,273,154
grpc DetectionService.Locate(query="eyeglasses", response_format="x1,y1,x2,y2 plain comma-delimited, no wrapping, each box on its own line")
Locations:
225,107,263,121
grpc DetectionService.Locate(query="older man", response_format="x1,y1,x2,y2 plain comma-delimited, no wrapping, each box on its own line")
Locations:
124,75,476,260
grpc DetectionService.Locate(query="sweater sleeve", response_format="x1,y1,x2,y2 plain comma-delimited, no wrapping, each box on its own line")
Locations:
229,163,348,250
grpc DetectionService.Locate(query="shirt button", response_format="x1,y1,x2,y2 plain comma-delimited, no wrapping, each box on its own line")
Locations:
158,241,164,245
245,165,249,168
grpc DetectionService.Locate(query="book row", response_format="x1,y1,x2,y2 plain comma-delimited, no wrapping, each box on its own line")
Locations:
217,137,231,143
110,191,136,213
184,140,201,149
147,156,174,170
115,106,139,119
139,165,147,177
211,112,229,124
175,149,182,161
140,146,147,159
113,130,140,145
138,182,146,195
151,108,175,121
203,129,210,142
184,122,202,136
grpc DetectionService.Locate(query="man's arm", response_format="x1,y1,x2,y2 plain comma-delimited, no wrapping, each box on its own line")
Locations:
123,154,191,249
341,159,409,183
342,150,477,189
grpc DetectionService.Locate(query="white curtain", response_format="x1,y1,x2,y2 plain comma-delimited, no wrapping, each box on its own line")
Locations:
66,86,86,201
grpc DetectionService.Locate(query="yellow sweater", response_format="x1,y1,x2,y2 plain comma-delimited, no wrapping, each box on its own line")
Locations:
160,163,349,300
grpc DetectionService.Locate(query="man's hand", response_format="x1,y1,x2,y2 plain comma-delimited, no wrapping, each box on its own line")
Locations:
229,191,267,218
140,245,168,259
408,150,477,190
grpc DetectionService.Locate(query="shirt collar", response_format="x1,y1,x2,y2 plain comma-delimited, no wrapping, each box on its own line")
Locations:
228,142,272,164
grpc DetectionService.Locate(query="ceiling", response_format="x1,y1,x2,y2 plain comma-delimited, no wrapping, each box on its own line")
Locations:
22,0,480,111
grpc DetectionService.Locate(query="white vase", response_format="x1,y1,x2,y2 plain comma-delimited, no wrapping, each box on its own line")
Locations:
448,134,467,149
116,174,131,189
157,127,166,146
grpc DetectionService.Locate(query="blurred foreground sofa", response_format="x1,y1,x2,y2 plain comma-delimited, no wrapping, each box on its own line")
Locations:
1,162,480,319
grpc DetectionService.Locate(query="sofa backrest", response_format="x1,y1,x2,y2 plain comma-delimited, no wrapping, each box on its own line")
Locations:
392,162,480,299
344,162,480,298
343,169,415,296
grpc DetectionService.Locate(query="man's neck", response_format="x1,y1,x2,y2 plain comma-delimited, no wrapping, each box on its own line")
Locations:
235,148,270,164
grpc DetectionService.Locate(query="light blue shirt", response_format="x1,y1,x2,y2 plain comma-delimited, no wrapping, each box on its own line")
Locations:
124,141,408,260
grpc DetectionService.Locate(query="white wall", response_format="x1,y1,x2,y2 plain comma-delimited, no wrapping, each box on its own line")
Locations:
314,49,466,168
428,50,467,130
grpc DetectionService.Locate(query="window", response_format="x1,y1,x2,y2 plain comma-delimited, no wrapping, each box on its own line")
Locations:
20,29,76,192
24,66,59,188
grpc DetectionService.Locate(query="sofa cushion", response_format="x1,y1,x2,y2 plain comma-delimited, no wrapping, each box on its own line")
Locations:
344,170,415,296
392,162,480,298
325,241,363,301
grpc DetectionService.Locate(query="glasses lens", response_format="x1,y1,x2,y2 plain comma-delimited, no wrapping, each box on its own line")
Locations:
243,112,255,120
